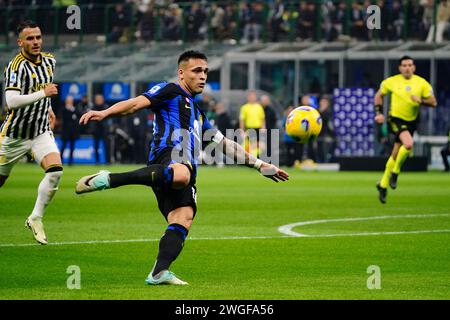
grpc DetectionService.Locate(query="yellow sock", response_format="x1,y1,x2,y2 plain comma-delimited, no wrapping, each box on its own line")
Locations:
380,156,395,188
393,146,411,174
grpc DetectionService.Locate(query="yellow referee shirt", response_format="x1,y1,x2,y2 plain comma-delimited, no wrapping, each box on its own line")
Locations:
239,103,265,129
380,74,434,121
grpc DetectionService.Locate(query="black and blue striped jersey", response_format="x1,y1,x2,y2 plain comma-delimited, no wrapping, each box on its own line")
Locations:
142,82,222,176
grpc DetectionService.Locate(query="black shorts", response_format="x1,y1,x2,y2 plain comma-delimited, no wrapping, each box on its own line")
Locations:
148,148,197,220
388,116,417,143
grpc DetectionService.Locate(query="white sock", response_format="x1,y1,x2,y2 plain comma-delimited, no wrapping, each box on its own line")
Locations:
29,170,62,221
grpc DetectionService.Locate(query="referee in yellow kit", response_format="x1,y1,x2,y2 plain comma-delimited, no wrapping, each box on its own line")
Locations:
239,91,266,157
375,56,437,204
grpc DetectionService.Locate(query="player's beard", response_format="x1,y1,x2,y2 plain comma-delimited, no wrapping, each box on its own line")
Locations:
23,47,41,60
30,48,41,57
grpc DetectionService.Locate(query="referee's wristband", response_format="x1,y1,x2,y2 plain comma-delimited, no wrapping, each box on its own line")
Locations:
375,104,383,115
253,159,263,170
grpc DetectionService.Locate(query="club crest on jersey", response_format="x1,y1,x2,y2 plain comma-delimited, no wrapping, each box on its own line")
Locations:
406,85,411,91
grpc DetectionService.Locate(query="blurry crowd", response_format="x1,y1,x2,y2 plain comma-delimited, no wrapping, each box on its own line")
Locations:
1,1,450,43
54,93,153,165
107,0,450,44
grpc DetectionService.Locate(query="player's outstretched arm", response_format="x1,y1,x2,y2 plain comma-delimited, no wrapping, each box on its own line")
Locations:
221,137,289,183
79,95,150,125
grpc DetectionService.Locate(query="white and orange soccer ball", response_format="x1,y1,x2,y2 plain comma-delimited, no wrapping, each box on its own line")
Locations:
285,106,322,143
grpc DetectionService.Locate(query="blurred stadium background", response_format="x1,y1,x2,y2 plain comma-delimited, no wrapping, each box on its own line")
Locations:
1,0,449,169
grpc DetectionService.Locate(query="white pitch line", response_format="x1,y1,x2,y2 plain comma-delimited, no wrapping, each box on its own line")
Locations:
1,214,449,248
286,229,450,238
0,235,292,248
277,213,450,237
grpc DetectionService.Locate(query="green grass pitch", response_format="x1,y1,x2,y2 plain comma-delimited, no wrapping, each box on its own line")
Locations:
0,163,449,299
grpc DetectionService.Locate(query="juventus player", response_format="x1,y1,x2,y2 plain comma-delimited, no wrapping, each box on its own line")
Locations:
0,21,62,245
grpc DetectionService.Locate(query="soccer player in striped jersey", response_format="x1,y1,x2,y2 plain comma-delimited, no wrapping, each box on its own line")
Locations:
75,50,289,285
0,21,62,245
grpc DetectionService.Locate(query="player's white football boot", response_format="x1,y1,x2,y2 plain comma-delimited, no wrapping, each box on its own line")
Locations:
75,170,111,194
145,270,188,285
25,218,48,245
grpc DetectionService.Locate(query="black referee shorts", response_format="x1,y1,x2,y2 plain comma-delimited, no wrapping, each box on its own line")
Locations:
148,148,197,220
388,116,417,143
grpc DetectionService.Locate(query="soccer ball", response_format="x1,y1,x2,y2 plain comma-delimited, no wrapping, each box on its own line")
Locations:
285,106,322,143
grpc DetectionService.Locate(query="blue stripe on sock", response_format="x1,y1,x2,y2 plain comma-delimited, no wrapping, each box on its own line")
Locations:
167,225,187,240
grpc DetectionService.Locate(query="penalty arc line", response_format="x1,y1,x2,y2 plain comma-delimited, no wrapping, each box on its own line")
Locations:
277,213,450,237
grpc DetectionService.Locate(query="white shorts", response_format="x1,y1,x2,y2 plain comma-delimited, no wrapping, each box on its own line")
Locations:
0,131,60,176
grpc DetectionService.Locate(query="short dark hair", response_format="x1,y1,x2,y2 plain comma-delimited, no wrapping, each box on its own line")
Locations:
17,20,39,35
399,55,414,65
178,50,207,66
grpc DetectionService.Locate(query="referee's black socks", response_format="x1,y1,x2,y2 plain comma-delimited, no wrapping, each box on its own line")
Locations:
109,164,173,188
152,224,188,277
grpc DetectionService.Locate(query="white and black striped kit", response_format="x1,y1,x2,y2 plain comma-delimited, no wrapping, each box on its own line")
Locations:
1,52,55,139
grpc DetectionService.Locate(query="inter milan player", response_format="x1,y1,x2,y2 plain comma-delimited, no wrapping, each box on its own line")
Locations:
75,50,289,285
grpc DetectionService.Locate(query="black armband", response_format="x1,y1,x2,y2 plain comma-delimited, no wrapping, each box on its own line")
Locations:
375,104,383,115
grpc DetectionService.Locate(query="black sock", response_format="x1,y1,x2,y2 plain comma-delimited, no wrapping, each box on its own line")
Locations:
152,224,188,277
109,164,173,188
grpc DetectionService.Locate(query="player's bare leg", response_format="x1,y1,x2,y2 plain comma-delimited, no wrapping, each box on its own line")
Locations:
25,152,63,245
